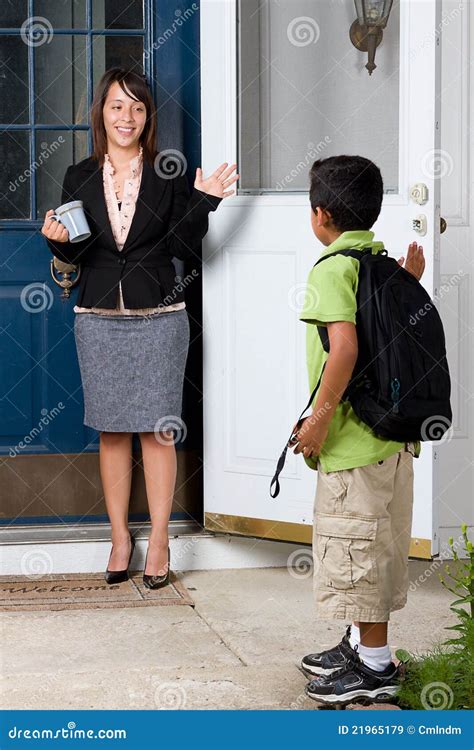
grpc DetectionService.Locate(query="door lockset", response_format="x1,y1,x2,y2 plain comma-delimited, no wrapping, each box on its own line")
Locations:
410,183,429,205
412,214,427,236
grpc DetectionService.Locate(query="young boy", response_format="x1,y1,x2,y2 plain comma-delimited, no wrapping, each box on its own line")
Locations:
293,155,425,704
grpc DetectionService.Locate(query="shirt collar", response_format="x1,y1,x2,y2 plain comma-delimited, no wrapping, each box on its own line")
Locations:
320,230,385,258
104,144,143,177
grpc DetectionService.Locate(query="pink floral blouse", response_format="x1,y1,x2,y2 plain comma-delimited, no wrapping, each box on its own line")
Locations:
74,145,185,316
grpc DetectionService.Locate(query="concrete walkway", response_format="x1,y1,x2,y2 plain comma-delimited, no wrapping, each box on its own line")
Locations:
1,561,455,710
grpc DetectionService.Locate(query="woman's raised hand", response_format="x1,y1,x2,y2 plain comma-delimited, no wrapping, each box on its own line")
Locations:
194,162,239,199
41,209,69,243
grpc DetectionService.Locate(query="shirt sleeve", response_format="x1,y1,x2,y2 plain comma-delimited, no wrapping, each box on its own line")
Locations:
299,255,359,326
165,175,222,261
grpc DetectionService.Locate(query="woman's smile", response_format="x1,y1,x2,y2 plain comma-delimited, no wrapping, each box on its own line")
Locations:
115,126,136,136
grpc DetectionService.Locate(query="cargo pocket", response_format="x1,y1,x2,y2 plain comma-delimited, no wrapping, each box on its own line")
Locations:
315,469,348,516
314,512,378,591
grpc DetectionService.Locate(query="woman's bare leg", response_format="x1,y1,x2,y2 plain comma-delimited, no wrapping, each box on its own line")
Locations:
139,431,176,576
100,431,133,570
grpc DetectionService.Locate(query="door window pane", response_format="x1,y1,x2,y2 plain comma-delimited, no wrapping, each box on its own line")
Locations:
35,35,87,125
0,1,148,224
0,1,28,27
93,0,144,29
93,36,144,84
0,37,29,123
34,0,87,29
0,130,30,219
238,0,400,193
35,130,89,218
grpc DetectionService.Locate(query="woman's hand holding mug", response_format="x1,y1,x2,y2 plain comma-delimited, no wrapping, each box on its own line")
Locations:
41,209,70,243
41,202,91,244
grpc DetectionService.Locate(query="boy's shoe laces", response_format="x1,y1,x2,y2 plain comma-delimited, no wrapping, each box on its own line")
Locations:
311,644,362,683
325,642,362,680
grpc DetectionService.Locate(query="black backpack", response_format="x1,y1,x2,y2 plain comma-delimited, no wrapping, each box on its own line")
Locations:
270,247,452,498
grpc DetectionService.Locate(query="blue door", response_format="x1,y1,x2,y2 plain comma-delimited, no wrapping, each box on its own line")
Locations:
0,0,203,526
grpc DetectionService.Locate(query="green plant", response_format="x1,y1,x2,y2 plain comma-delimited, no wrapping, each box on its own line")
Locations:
439,524,474,709
395,648,460,710
395,524,474,710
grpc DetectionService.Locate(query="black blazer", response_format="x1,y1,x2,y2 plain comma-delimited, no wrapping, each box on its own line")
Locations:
46,156,222,309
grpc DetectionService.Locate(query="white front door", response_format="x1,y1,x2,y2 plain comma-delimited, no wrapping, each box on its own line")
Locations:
437,0,474,554
201,0,443,556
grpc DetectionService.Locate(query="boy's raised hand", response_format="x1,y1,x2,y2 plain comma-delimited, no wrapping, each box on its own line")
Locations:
398,241,425,281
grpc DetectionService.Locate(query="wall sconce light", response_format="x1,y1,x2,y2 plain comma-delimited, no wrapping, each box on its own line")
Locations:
350,0,394,75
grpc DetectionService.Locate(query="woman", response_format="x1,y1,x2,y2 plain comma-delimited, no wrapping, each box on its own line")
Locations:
41,68,238,589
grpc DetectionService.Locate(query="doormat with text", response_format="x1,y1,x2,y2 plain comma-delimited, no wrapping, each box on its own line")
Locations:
0,572,194,611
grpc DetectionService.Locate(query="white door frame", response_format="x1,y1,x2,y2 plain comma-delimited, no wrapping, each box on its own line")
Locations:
201,0,443,558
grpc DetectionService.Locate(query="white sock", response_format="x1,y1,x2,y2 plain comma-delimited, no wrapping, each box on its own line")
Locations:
349,623,360,650
357,643,392,672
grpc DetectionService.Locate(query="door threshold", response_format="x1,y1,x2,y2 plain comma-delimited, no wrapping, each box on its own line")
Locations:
0,522,303,575
0,520,204,546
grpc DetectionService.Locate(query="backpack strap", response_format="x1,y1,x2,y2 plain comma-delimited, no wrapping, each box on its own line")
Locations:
269,361,327,498
270,248,387,498
313,247,377,268
314,248,385,352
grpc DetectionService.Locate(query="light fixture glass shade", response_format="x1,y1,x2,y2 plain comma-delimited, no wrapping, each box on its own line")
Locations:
354,0,394,28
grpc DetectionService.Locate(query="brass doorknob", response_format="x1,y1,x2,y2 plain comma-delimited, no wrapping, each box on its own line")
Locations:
440,217,447,234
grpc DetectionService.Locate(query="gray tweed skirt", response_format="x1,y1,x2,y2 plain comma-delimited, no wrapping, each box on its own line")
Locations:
73,309,190,432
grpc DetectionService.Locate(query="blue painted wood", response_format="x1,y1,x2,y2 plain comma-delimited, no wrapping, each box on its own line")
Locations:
0,0,203,523
0,230,97,455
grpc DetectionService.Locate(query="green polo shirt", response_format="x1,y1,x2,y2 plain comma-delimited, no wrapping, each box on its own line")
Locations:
299,230,420,473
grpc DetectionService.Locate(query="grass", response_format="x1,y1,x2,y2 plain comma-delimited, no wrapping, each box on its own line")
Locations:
395,524,474,710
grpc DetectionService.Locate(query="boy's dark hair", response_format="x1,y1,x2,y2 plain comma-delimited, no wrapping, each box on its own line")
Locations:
309,155,383,231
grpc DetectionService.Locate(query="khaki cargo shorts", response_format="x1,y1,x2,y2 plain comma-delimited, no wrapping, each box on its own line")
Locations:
312,444,415,622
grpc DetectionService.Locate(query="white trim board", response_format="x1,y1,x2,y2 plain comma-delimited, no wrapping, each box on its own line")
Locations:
0,534,305,576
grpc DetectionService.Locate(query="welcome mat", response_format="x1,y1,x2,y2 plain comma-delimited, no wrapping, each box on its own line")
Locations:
0,572,194,611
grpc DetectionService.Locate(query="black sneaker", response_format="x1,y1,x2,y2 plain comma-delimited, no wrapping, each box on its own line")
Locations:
301,626,356,677
305,647,400,705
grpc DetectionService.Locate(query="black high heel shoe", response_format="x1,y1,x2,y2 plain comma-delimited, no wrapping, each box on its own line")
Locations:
143,545,170,590
104,533,135,585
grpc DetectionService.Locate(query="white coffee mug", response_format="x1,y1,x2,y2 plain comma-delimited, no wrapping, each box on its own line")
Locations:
49,200,91,243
